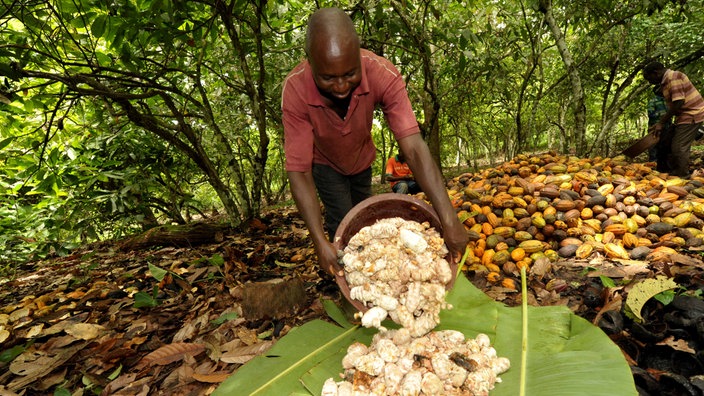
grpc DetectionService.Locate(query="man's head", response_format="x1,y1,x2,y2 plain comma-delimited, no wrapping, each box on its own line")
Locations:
305,8,362,104
643,61,666,85
397,150,405,163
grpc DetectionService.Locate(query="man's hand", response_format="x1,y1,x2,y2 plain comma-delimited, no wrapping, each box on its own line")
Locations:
316,239,343,277
443,219,469,264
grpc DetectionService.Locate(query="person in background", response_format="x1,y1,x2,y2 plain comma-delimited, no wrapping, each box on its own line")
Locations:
646,85,672,172
281,7,468,278
385,150,421,194
642,61,704,178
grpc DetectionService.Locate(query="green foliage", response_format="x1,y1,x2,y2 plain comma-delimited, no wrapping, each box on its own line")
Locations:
0,0,703,269
133,285,161,308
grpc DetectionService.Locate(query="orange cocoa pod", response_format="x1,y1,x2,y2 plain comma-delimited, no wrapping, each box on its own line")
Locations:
511,247,526,261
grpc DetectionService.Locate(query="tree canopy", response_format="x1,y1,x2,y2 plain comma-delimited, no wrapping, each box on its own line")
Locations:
0,0,703,265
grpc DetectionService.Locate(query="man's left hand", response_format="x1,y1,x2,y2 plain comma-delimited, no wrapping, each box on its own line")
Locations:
443,220,469,264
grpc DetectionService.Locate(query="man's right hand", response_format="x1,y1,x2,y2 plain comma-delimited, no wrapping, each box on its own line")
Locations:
317,239,343,277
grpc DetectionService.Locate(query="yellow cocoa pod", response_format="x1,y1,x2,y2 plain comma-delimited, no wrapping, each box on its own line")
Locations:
544,249,559,261
544,206,557,216
604,243,629,260
598,183,614,195
531,214,546,228
508,186,524,196
575,243,594,259
645,214,661,224
513,208,530,218
605,194,618,208
519,240,545,253
623,218,639,233
575,171,597,183
583,219,602,232
471,223,483,235
501,216,518,227
514,231,533,242
637,238,653,247
512,196,528,208
580,207,594,219
492,249,511,265
693,203,704,218
482,222,494,236
482,249,495,267
674,212,694,227
622,232,639,248
631,214,646,227
502,208,515,219
464,187,482,199
493,226,516,238
602,231,616,244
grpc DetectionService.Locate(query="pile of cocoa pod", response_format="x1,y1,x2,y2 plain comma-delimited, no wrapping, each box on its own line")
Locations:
444,152,704,288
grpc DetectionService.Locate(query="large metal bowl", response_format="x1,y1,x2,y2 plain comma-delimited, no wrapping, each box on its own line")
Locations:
333,193,455,312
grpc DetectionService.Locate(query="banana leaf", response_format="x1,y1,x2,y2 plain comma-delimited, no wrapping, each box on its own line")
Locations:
213,276,637,395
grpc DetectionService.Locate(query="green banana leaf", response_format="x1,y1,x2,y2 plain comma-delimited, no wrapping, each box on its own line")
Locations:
214,276,637,395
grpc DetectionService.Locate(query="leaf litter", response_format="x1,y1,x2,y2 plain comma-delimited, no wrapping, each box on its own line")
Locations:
0,202,703,394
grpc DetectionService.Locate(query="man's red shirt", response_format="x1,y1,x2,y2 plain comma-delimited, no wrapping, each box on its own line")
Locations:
282,49,420,175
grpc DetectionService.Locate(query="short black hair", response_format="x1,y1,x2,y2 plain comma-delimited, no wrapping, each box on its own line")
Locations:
643,61,665,74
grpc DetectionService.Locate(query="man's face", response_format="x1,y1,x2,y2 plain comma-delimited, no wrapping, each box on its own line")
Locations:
643,70,662,85
309,40,362,104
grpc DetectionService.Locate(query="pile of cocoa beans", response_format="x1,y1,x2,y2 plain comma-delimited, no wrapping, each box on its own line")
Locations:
444,152,704,288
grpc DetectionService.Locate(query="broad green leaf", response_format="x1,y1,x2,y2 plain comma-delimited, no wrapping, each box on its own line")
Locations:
211,312,239,326
213,321,376,395
0,344,27,362
133,289,159,308
91,15,108,38
53,387,71,396
214,276,636,396
148,262,167,281
0,136,14,150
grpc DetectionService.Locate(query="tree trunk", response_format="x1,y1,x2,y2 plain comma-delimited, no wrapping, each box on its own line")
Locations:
540,0,587,155
392,1,443,168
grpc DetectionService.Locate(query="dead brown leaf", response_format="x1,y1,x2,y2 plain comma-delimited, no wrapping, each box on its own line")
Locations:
136,342,206,370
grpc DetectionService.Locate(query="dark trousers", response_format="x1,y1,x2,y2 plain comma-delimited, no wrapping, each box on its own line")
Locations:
670,122,702,177
655,126,673,172
312,164,372,241
392,180,421,194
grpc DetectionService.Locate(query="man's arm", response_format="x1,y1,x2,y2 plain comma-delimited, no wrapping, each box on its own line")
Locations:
386,174,414,182
287,171,341,277
398,134,468,261
653,99,684,133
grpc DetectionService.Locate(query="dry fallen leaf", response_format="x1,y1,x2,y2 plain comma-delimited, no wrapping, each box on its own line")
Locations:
136,342,206,370
220,340,273,364
657,335,696,353
64,323,104,340
193,371,231,383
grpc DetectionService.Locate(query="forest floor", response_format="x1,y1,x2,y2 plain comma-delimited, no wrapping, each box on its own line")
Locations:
2,153,704,396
